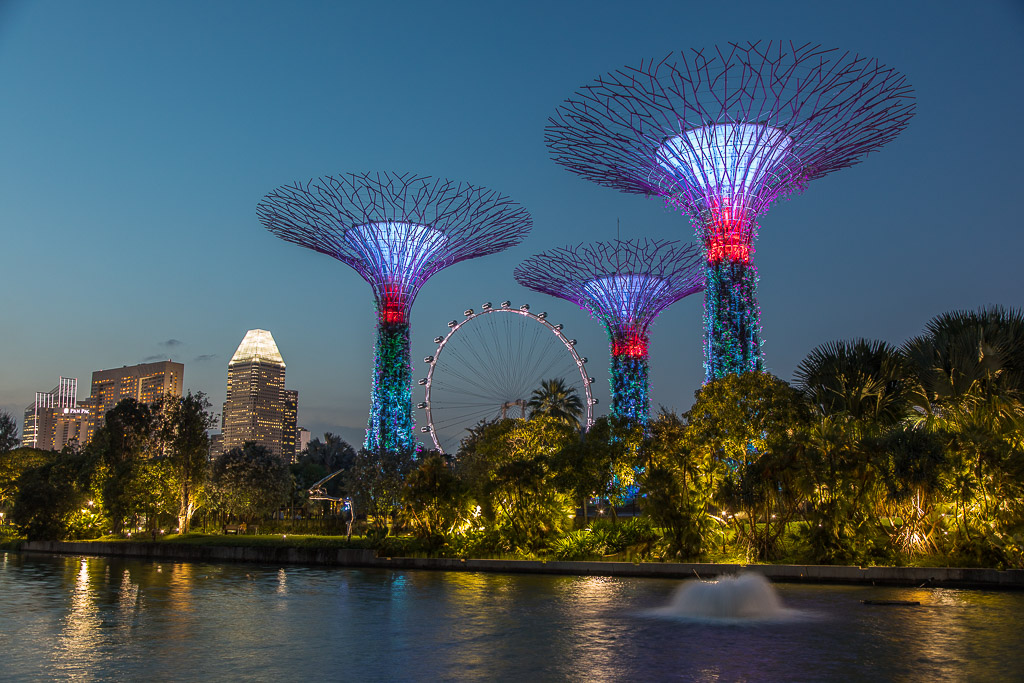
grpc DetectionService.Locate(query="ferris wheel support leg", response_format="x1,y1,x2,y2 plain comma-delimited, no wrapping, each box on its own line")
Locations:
365,317,414,453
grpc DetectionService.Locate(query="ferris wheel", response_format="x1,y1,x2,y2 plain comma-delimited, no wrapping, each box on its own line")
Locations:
418,301,595,454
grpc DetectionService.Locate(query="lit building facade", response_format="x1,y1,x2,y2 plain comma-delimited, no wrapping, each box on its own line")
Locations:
296,427,311,456
283,389,299,461
86,360,184,441
222,329,290,458
22,377,90,451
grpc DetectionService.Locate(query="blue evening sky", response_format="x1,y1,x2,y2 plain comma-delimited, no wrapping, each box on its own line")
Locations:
1,0,1022,446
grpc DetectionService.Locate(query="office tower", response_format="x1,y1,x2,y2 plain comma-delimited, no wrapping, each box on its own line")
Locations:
222,329,287,457
86,360,185,441
283,389,299,461
209,432,224,458
296,427,310,457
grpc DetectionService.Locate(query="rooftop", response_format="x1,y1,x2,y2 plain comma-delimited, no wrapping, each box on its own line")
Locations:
229,329,285,367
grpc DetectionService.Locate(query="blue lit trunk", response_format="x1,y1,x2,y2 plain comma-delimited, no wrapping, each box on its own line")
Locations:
609,351,649,424
365,318,414,453
704,257,762,381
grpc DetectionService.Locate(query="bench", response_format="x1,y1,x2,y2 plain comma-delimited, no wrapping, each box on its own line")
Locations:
222,524,259,535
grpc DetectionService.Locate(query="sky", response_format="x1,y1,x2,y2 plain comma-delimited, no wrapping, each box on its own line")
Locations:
1,0,1022,448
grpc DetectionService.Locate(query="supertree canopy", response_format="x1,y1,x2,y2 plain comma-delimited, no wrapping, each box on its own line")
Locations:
515,239,704,423
546,42,915,381
258,172,532,453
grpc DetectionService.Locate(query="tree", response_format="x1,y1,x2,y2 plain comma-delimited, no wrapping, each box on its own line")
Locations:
301,433,356,488
905,306,1024,414
641,411,719,559
10,449,99,540
795,338,912,427
792,339,916,562
156,392,216,533
93,399,159,534
527,378,584,427
875,426,950,556
685,372,807,561
211,444,291,522
0,448,54,515
402,452,472,549
551,416,644,523
904,307,1024,565
0,411,19,453
459,417,576,551
346,446,414,538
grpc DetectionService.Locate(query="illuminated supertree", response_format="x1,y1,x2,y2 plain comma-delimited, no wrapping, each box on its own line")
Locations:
515,239,704,423
546,42,915,381
258,172,531,453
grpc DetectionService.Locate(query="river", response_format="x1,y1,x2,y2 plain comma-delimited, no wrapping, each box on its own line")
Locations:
1,552,1021,681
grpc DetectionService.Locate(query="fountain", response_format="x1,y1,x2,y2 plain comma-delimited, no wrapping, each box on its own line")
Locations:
650,573,797,621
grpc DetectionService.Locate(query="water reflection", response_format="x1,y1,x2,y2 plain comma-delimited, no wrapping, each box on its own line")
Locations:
53,558,104,678
2,553,1023,682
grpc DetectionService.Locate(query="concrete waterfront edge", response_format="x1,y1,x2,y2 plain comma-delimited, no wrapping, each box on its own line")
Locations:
16,541,1024,589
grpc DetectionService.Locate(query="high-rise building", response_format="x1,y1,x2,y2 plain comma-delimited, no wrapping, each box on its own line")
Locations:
222,329,288,457
283,389,299,461
22,377,90,451
85,360,184,442
296,427,311,457
209,432,224,458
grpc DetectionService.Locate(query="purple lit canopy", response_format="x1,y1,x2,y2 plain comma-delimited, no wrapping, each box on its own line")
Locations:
546,42,915,380
257,172,533,323
514,239,705,357
546,42,916,230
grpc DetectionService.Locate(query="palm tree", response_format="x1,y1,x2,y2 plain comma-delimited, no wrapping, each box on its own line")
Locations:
904,306,1024,416
793,338,911,426
902,307,1024,554
527,378,583,427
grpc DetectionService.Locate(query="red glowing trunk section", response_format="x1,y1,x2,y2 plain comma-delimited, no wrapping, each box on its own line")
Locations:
704,205,752,264
612,331,649,358
380,284,408,324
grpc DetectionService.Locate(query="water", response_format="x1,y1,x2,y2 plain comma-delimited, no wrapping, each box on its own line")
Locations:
2,552,1022,682
648,572,797,621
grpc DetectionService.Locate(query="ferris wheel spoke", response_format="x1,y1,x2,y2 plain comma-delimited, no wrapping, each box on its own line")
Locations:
423,305,593,453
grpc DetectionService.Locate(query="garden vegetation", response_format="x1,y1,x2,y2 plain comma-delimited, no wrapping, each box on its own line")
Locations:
1,306,1021,569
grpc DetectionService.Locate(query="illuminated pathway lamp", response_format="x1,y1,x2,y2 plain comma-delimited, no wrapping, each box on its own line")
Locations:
515,239,704,423
258,172,531,453
546,42,915,380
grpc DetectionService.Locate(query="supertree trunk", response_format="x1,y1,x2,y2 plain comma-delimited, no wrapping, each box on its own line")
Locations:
609,332,650,424
365,317,414,453
704,256,762,381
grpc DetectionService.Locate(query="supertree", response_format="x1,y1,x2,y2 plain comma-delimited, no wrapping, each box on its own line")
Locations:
546,42,915,381
515,239,704,423
258,172,532,453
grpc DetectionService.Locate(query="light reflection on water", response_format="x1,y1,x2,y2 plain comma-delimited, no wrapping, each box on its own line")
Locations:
1,552,1022,682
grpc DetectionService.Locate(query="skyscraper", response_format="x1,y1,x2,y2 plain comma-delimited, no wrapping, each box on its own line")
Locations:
222,329,288,457
85,360,184,442
283,388,299,462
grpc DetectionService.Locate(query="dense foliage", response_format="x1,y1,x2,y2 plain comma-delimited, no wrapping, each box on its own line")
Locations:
3,307,1022,569
211,444,292,521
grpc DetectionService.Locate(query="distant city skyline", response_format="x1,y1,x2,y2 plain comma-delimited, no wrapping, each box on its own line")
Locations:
1,1,1022,447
